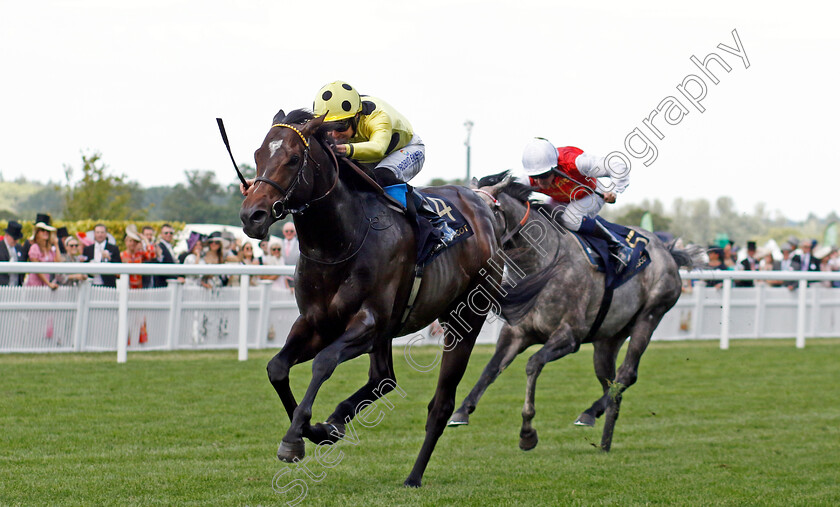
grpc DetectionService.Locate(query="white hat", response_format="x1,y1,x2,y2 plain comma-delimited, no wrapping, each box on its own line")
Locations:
521,138,558,176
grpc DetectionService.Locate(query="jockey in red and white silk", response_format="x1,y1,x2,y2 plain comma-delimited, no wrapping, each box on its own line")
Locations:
522,137,633,272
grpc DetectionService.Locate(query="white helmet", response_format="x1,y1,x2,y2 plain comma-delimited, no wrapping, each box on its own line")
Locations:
521,137,558,176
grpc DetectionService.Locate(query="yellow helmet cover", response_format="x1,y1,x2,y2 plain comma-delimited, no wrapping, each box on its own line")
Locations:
314,81,362,121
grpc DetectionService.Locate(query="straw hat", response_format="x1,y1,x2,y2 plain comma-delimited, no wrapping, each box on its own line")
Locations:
207,231,230,250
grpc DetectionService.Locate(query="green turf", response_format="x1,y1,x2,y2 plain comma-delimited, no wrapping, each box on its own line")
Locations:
1,340,839,506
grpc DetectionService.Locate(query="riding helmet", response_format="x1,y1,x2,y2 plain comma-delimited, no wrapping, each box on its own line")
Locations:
314,81,362,122
521,137,559,176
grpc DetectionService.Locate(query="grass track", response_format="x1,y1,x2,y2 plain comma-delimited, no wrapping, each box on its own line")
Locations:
1,339,839,506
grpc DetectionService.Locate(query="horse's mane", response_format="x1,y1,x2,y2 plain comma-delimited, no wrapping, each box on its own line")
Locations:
476,170,535,203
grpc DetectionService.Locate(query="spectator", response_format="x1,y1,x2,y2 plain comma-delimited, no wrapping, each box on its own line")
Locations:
793,240,820,287
19,213,53,262
722,241,736,269
229,242,262,287
757,248,782,287
140,226,158,288
706,246,727,289
153,223,178,288
258,239,270,260
779,242,798,291
262,239,285,288
181,233,207,286
281,223,299,291
0,220,25,286
203,232,229,288
83,223,122,287
120,225,156,289
815,245,839,288
57,236,88,286
26,219,62,290
56,227,70,255
735,240,758,288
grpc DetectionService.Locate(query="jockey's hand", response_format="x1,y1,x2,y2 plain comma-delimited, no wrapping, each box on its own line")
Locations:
603,191,617,204
240,179,255,197
333,144,348,157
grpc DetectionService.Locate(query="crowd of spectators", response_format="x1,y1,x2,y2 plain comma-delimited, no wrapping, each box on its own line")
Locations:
703,237,840,289
0,213,300,291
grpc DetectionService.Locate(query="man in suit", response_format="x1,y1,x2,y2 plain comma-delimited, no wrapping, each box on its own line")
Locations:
735,240,758,288
793,239,821,272
0,221,25,286
150,223,178,288
83,223,122,287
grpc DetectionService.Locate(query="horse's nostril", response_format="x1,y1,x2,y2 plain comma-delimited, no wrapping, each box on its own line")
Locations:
249,210,268,225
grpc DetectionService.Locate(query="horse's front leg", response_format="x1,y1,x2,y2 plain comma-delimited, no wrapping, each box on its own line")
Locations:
266,316,324,423
277,309,378,462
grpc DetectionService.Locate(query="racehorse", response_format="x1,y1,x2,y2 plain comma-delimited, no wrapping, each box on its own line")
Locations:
239,110,525,487
449,172,705,452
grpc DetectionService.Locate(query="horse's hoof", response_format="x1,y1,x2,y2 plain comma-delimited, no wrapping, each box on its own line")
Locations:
447,411,470,427
311,422,345,444
403,477,422,488
519,429,539,451
575,413,596,427
277,439,306,462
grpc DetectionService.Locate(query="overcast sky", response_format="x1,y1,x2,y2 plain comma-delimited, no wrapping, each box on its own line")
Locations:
1,0,837,221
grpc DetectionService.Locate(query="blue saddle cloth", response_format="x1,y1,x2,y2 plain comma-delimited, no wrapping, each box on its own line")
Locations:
571,217,651,290
413,191,473,267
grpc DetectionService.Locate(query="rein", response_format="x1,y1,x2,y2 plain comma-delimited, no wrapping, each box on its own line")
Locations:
255,123,339,219
501,200,531,244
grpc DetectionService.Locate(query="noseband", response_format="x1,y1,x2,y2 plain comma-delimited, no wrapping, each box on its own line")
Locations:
254,123,338,219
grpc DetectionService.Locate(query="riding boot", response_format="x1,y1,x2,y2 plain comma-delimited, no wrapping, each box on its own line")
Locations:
414,193,457,251
581,217,633,274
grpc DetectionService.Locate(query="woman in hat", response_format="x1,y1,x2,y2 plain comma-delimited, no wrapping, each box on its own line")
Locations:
120,225,156,289
182,233,207,287
56,236,88,286
202,232,230,288
25,220,62,290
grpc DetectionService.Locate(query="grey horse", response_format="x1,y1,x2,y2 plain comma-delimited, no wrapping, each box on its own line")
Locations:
448,173,705,452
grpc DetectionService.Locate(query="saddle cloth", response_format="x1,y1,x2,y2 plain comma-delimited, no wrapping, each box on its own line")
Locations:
412,190,473,267
569,217,651,290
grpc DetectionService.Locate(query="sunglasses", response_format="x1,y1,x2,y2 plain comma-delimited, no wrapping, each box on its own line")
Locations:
67,243,79,247
271,248,281,252
162,231,174,235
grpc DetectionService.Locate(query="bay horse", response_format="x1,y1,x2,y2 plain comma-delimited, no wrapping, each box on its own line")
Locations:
239,110,522,487
449,173,705,452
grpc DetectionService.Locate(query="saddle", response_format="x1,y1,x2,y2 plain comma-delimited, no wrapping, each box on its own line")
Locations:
568,217,651,291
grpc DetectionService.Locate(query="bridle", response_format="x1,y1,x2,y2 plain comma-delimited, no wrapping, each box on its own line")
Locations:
254,122,339,219
473,188,531,245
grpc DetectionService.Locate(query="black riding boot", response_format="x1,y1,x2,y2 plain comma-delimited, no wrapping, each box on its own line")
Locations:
414,195,457,251
585,218,633,274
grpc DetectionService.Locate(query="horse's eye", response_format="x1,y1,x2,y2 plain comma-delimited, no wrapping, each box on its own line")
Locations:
289,154,300,165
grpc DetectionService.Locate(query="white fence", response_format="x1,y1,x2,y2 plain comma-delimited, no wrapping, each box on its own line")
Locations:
1,264,839,362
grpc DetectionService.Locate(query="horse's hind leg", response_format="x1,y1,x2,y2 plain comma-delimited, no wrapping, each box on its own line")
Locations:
308,341,397,444
600,307,666,452
520,323,579,451
575,337,624,427
404,308,486,488
449,325,532,426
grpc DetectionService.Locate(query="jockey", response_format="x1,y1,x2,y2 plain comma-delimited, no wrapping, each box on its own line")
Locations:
313,81,456,247
521,137,633,272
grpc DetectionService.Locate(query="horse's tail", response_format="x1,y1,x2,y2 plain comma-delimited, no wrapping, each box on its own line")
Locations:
496,247,562,326
667,240,706,270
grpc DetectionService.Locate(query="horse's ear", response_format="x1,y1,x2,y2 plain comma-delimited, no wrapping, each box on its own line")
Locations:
470,177,479,189
487,175,513,196
272,109,286,125
301,114,325,136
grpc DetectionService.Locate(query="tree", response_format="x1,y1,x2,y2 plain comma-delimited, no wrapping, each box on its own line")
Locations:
616,206,672,232
161,170,241,225
63,152,145,220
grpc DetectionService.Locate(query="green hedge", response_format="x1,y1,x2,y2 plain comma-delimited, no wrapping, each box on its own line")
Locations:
1,220,186,252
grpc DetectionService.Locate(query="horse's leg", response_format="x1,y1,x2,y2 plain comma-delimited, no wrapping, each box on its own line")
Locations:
519,323,580,451
277,310,377,462
600,307,665,452
403,308,486,488
575,337,624,427
307,340,396,444
449,325,532,426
